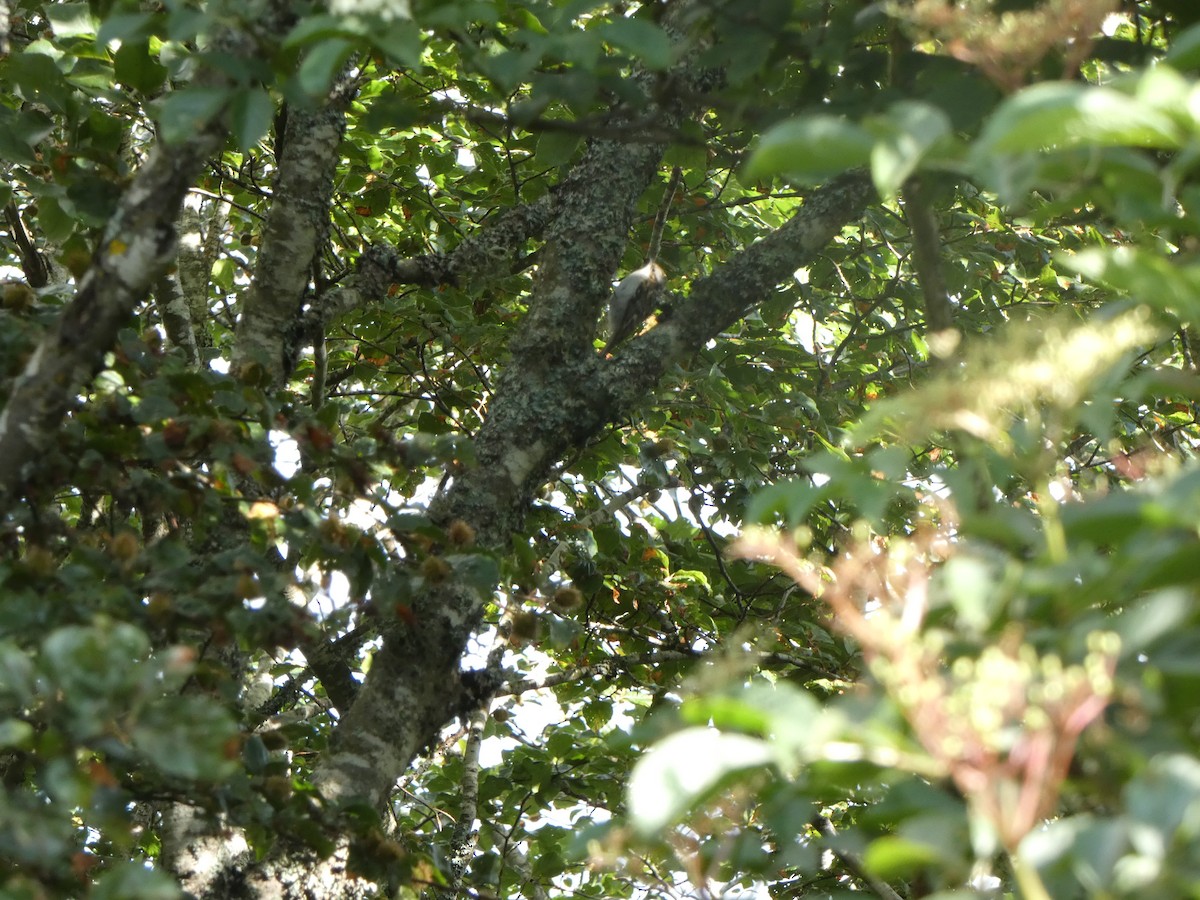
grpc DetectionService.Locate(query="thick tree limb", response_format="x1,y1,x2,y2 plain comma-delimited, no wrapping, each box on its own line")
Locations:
903,176,955,333
154,272,202,369
197,165,875,900
196,7,871,896
234,76,357,386
303,192,557,330
298,0,713,820
304,143,676,806
156,197,226,365
599,171,876,403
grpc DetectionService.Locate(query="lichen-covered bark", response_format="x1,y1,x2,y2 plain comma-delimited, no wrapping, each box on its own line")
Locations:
233,76,356,386
300,95,682,841
303,173,873,818
196,142,873,900
304,191,558,332
154,272,201,368
600,171,877,403
156,197,226,366
161,804,254,898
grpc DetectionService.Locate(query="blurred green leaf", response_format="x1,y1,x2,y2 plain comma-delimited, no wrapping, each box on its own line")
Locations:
229,87,275,153
973,82,1182,158
863,835,941,879
114,40,168,95
628,728,774,835
597,18,671,70
744,116,873,184
156,87,230,144
869,101,953,199
92,863,183,900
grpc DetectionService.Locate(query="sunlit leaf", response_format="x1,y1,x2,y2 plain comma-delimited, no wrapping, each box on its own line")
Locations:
628,728,774,834
744,116,873,184
974,82,1182,159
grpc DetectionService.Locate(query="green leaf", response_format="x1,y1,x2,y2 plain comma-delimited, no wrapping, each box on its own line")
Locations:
1124,755,1200,848
166,6,209,42
597,18,672,70
513,7,549,36
0,718,34,750
869,101,953,200
374,20,424,68
536,130,581,168
229,87,275,153
0,643,35,706
97,12,155,45
863,835,941,879
114,40,169,95
1166,24,1200,70
284,14,354,48
0,107,54,165
744,116,873,184
682,694,772,735
37,197,77,245
448,553,501,597
156,87,230,144
935,553,1005,633
973,82,1182,158
1059,490,1153,545
1113,591,1194,659
479,47,542,92
628,727,774,834
297,38,356,98
1062,246,1200,323
745,477,830,526
243,734,271,774
92,862,183,900
131,697,238,781
8,50,72,114
46,2,96,38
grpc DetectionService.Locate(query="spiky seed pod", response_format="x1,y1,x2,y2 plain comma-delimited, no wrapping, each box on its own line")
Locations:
447,519,476,547
509,610,539,642
420,555,453,583
2,281,35,312
263,776,293,807
109,530,140,564
552,586,583,611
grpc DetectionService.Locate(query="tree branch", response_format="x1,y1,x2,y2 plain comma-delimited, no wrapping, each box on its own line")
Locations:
303,0,718,817
903,176,955,334
303,191,557,330
598,170,875,404
445,706,488,894
3,200,49,288
234,75,358,386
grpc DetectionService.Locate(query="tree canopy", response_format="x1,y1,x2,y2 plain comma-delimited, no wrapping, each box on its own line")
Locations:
5,0,1200,898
